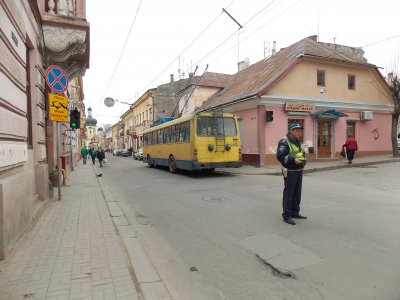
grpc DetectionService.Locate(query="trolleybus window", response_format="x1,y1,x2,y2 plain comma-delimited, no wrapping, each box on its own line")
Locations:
171,124,179,143
197,116,237,137
157,129,163,144
179,121,190,142
163,126,171,144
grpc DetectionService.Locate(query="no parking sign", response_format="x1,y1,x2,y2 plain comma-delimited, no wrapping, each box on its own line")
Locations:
45,65,68,94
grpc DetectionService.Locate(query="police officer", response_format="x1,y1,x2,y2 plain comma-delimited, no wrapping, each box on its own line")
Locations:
276,123,307,225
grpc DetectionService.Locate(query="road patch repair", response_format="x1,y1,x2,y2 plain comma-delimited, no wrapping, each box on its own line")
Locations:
240,234,321,278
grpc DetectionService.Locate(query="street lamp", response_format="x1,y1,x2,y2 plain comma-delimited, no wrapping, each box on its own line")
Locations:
104,97,132,107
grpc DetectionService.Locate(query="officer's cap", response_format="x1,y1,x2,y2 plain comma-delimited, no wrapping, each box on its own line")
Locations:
289,123,304,131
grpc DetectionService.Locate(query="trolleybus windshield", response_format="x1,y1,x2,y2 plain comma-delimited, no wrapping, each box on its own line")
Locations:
196,116,237,137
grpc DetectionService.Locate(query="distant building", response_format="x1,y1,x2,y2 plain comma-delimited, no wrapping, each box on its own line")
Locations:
85,107,98,147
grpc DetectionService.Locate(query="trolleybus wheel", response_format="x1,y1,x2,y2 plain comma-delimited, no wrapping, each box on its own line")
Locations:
147,155,153,168
168,155,177,173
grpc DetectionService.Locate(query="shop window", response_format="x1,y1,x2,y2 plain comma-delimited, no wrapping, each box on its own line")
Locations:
317,70,325,86
348,74,356,90
346,122,355,138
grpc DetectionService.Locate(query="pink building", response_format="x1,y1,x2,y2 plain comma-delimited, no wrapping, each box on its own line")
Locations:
200,36,393,166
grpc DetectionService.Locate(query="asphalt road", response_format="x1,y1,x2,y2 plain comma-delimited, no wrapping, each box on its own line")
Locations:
101,155,400,300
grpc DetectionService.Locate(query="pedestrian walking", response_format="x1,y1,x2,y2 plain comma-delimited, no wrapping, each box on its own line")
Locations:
80,146,89,164
276,123,307,225
89,147,96,165
342,134,358,164
97,148,105,168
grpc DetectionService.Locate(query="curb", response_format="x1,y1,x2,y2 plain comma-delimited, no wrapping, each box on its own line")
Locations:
93,167,172,300
220,158,400,176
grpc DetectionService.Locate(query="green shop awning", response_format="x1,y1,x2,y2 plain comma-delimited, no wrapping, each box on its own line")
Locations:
313,109,349,119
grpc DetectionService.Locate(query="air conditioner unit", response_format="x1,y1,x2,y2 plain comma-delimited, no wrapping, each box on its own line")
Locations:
361,111,373,120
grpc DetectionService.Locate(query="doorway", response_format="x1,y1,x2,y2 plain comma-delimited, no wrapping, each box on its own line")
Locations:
317,120,332,158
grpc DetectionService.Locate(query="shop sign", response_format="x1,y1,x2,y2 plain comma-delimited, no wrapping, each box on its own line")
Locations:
285,103,315,112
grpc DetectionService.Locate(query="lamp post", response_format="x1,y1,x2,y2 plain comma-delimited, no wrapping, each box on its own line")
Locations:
104,97,132,107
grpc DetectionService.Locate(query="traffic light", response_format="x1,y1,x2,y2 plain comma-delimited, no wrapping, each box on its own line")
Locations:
266,111,273,122
70,109,80,129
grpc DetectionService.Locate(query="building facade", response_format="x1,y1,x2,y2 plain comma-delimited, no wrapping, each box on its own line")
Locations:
0,0,89,258
200,36,393,166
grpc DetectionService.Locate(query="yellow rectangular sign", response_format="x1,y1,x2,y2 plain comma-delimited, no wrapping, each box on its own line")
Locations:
49,93,68,122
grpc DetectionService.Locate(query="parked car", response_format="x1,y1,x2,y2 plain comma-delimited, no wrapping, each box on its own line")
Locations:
133,148,143,160
113,149,122,156
120,149,131,157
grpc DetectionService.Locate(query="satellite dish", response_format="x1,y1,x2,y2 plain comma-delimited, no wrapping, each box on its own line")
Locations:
104,97,115,107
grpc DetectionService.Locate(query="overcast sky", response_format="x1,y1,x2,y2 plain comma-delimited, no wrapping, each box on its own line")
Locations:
84,0,400,127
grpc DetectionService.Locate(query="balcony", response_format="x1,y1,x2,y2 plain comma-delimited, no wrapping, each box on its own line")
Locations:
40,0,90,79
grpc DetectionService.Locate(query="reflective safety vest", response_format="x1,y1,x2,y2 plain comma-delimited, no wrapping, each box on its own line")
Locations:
285,138,305,161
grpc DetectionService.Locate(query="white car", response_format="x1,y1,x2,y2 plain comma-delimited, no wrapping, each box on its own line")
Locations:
133,148,143,160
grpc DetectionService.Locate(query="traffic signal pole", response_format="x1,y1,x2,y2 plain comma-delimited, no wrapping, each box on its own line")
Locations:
70,130,74,171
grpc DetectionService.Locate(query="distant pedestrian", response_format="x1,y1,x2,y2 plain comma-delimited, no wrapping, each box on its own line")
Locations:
80,146,89,164
276,123,307,225
97,148,105,168
342,134,358,164
89,147,96,165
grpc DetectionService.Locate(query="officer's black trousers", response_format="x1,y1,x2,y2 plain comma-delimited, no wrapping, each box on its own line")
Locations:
282,170,303,220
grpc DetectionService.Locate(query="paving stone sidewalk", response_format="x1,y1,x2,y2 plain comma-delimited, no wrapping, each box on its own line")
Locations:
0,164,140,300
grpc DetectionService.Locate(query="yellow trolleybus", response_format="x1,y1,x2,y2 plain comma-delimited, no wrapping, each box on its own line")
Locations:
143,111,242,173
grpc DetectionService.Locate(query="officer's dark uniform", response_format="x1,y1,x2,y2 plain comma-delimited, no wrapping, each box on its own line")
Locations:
276,132,306,222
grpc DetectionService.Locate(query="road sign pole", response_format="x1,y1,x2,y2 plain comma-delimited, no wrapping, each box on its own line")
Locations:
71,130,74,171
56,122,62,200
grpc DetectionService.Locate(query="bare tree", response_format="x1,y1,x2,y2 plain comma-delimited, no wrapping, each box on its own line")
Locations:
386,72,400,157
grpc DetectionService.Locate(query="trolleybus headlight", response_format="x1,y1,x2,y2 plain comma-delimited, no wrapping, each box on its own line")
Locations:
225,144,231,151
208,144,214,151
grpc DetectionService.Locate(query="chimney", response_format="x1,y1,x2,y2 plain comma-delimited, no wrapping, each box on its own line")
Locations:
237,61,246,72
272,41,276,55
189,72,194,78
308,35,318,42
170,74,174,83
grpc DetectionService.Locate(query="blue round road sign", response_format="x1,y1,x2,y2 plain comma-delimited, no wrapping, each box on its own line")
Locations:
46,65,68,93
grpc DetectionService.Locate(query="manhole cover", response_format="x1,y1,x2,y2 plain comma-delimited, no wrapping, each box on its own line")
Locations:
202,196,228,203
136,214,152,225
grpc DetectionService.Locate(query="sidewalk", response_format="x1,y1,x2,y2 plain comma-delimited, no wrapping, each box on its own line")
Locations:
0,163,170,300
220,154,400,175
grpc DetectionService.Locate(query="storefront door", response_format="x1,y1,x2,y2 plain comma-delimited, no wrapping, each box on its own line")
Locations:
317,120,332,158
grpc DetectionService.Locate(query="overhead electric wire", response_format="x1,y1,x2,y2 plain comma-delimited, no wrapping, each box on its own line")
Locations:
242,0,279,27
360,34,400,48
97,0,143,113
106,0,306,112
183,0,292,75
139,2,238,95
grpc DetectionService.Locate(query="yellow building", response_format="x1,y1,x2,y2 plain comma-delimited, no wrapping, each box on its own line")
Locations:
132,89,155,150
121,106,135,149
111,123,119,151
